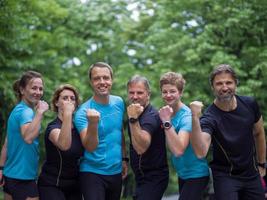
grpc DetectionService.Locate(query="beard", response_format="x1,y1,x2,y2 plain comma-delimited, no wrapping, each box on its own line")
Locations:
215,92,234,102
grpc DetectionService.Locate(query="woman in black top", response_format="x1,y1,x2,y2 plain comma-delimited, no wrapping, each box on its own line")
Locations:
38,84,83,200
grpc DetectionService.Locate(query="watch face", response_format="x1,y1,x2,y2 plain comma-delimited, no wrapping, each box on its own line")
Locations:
163,121,172,129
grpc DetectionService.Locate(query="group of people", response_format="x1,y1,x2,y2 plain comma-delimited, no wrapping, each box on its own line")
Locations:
0,62,266,200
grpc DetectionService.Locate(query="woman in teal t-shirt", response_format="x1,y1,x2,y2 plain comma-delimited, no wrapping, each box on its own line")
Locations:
159,72,209,200
0,71,49,200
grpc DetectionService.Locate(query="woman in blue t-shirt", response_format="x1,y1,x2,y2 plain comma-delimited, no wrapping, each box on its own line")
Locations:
159,72,210,200
38,84,83,200
0,71,49,200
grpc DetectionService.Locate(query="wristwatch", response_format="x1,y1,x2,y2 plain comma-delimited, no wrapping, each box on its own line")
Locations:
122,157,129,162
163,121,172,130
129,117,138,124
258,162,266,168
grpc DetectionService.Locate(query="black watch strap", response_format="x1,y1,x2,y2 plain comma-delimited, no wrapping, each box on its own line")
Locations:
258,162,266,168
129,117,138,124
122,157,129,162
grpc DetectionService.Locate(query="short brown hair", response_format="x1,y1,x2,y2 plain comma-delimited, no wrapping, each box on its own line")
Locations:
160,72,186,93
88,62,113,80
209,64,238,86
51,84,80,112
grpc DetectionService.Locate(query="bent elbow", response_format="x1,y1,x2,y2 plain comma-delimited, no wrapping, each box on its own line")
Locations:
85,143,98,152
59,143,72,151
23,137,34,144
173,149,185,158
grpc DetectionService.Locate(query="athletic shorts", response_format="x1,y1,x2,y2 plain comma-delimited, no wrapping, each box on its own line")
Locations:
3,176,39,200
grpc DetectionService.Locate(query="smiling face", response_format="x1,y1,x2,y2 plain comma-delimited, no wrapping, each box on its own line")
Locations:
21,78,44,107
90,66,113,98
161,84,181,107
212,72,236,102
127,82,150,108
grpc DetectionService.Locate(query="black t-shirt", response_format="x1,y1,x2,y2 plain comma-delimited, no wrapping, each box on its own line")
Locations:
200,95,261,178
128,104,169,181
38,117,84,186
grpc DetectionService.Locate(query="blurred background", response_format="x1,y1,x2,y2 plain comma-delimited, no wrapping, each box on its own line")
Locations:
1,0,267,199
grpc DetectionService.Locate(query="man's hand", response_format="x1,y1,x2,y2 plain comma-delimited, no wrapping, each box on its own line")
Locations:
87,109,100,123
127,103,144,119
190,101,204,118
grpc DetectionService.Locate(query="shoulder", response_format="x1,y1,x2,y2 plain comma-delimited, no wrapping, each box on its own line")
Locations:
45,118,61,135
237,95,256,105
110,95,123,103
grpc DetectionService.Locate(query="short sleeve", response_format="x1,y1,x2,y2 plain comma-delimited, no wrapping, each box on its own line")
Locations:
19,107,34,127
74,105,88,134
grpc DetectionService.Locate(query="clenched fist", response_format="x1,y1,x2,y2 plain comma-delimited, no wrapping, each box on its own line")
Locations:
62,101,75,116
36,100,49,114
159,105,173,122
189,101,203,118
127,103,144,119
87,109,100,123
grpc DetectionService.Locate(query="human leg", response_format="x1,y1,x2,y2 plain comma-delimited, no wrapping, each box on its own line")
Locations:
178,176,209,200
134,174,168,200
79,172,105,200
3,176,39,200
213,175,239,200
38,185,65,200
239,175,265,200
105,173,122,200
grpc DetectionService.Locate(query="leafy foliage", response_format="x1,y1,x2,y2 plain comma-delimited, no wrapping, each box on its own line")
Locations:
1,0,267,196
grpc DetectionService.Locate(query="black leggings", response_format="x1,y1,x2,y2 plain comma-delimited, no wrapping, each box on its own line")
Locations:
79,172,122,200
133,173,169,200
178,176,209,200
38,185,82,200
213,174,265,200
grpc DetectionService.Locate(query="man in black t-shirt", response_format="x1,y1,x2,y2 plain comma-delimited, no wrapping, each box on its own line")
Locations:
190,64,266,200
126,75,169,200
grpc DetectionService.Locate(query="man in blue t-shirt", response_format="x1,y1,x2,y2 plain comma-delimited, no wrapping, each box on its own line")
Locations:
190,64,266,200
74,62,128,200
127,75,169,200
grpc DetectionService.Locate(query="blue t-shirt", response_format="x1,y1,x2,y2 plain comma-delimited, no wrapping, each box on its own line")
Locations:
4,101,40,180
74,95,124,175
171,105,209,179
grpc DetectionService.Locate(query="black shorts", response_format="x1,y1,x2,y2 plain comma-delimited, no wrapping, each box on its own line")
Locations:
3,176,39,200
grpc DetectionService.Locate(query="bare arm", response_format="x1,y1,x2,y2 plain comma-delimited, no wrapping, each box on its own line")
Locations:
49,102,75,151
0,138,7,186
79,109,99,152
190,101,211,158
159,106,189,157
121,129,128,179
253,116,266,177
127,103,151,155
165,129,189,157
21,100,49,144
129,122,151,154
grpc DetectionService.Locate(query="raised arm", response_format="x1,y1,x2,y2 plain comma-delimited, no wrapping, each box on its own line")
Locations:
21,100,49,144
190,101,211,158
79,109,99,152
127,104,151,155
49,102,75,151
159,105,189,157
